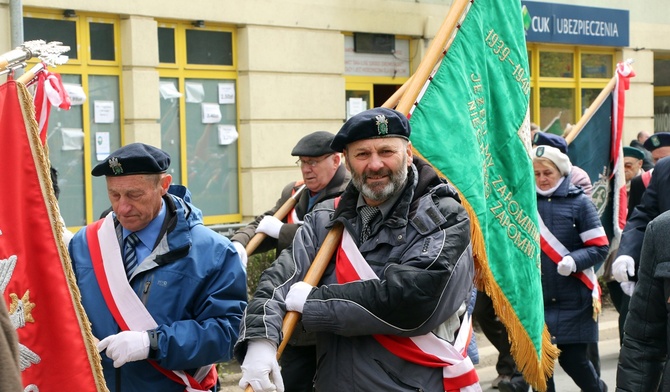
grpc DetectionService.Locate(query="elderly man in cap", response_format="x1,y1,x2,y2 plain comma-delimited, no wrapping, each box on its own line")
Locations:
629,131,655,171
231,130,349,392
231,131,349,263
68,143,247,392
623,146,648,216
235,107,475,392
613,132,670,296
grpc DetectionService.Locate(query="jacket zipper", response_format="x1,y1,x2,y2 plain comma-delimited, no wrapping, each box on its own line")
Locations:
141,279,152,304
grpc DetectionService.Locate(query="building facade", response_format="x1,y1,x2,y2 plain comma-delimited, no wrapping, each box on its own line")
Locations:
1,0,668,228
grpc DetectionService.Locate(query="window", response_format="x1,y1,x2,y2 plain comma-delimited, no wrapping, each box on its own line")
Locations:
581,53,613,79
528,45,615,134
158,22,239,224
24,10,122,228
89,22,116,61
185,30,233,65
23,17,78,60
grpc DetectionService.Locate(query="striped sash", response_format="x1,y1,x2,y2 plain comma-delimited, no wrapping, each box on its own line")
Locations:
335,229,481,392
85,214,217,392
538,215,606,320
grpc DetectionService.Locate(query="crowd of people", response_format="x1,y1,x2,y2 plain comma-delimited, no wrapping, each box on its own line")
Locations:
3,107,670,391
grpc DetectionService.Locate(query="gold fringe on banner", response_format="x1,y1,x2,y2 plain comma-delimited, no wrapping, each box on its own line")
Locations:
413,147,559,392
16,81,110,392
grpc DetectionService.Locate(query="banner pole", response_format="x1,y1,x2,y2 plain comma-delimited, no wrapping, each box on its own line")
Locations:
564,76,617,145
244,184,307,256
243,2,472,391
395,0,471,116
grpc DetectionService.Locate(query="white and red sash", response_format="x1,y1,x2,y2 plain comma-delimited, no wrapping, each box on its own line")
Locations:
335,229,481,392
85,214,217,392
287,180,305,224
642,169,653,188
538,215,606,319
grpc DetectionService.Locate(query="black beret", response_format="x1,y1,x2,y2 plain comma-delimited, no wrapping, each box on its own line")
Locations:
91,143,170,177
291,131,336,157
330,107,410,152
644,132,670,151
532,132,568,154
623,146,645,160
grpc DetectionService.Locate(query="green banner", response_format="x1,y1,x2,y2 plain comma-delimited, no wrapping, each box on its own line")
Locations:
408,0,556,388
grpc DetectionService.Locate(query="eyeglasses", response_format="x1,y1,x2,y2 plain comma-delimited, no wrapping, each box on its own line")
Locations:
295,154,333,168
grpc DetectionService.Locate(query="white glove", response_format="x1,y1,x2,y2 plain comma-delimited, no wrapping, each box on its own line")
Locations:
285,281,313,313
612,255,635,282
621,281,636,297
232,241,248,268
239,339,284,392
557,255,577,276
256,216,284,239
97,331,150,368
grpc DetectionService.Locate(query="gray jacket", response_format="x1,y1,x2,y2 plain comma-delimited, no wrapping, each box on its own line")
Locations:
235,157,474,391
231,164,350,256
616,210,670,391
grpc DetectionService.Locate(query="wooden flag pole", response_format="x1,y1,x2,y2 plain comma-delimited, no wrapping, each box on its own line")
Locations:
243,224,344,392
244,184,307,256
16,62,45,85
383,75,413,108
564,75,617,145
565,60,633,145
243,2,471,390
395,0,471,116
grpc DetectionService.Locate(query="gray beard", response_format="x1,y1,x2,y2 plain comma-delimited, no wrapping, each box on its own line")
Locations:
352,157,408,203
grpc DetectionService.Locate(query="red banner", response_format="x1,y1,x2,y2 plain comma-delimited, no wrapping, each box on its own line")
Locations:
0,81,107,392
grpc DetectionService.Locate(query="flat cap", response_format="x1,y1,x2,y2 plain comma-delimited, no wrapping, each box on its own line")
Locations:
623,146,645,160
291,131,336,157
92,143,170,177
330,107,410,152
644,132,670,151
532,132,568,154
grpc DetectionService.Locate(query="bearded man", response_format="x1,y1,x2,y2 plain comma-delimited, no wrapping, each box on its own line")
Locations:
234,107,476,392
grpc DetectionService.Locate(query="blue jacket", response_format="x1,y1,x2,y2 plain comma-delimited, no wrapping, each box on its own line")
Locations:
69,187,247,392
538,176,608,344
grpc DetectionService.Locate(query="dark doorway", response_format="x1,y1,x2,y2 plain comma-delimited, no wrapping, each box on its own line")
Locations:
374,84,402,108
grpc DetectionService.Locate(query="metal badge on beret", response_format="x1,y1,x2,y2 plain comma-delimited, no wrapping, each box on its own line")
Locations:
532,132,540,143
535,146,545,157
109,157,123,175
651,135,660,147
375,114,389,136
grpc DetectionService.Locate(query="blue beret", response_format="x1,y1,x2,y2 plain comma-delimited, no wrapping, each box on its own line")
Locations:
91,143,170,177
623,146,645,160
291,131,336,157
532,132,568,154
644,132,670,151
330,107,410,152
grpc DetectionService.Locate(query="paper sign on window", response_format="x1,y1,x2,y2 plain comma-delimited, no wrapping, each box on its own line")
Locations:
185,82,205,103
160,82,182,99
217,125,238,145
95,132,111,161
218,83,235,104
201,103,222,124
61,128,85,151
94,101,115,124
63,83,87,106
